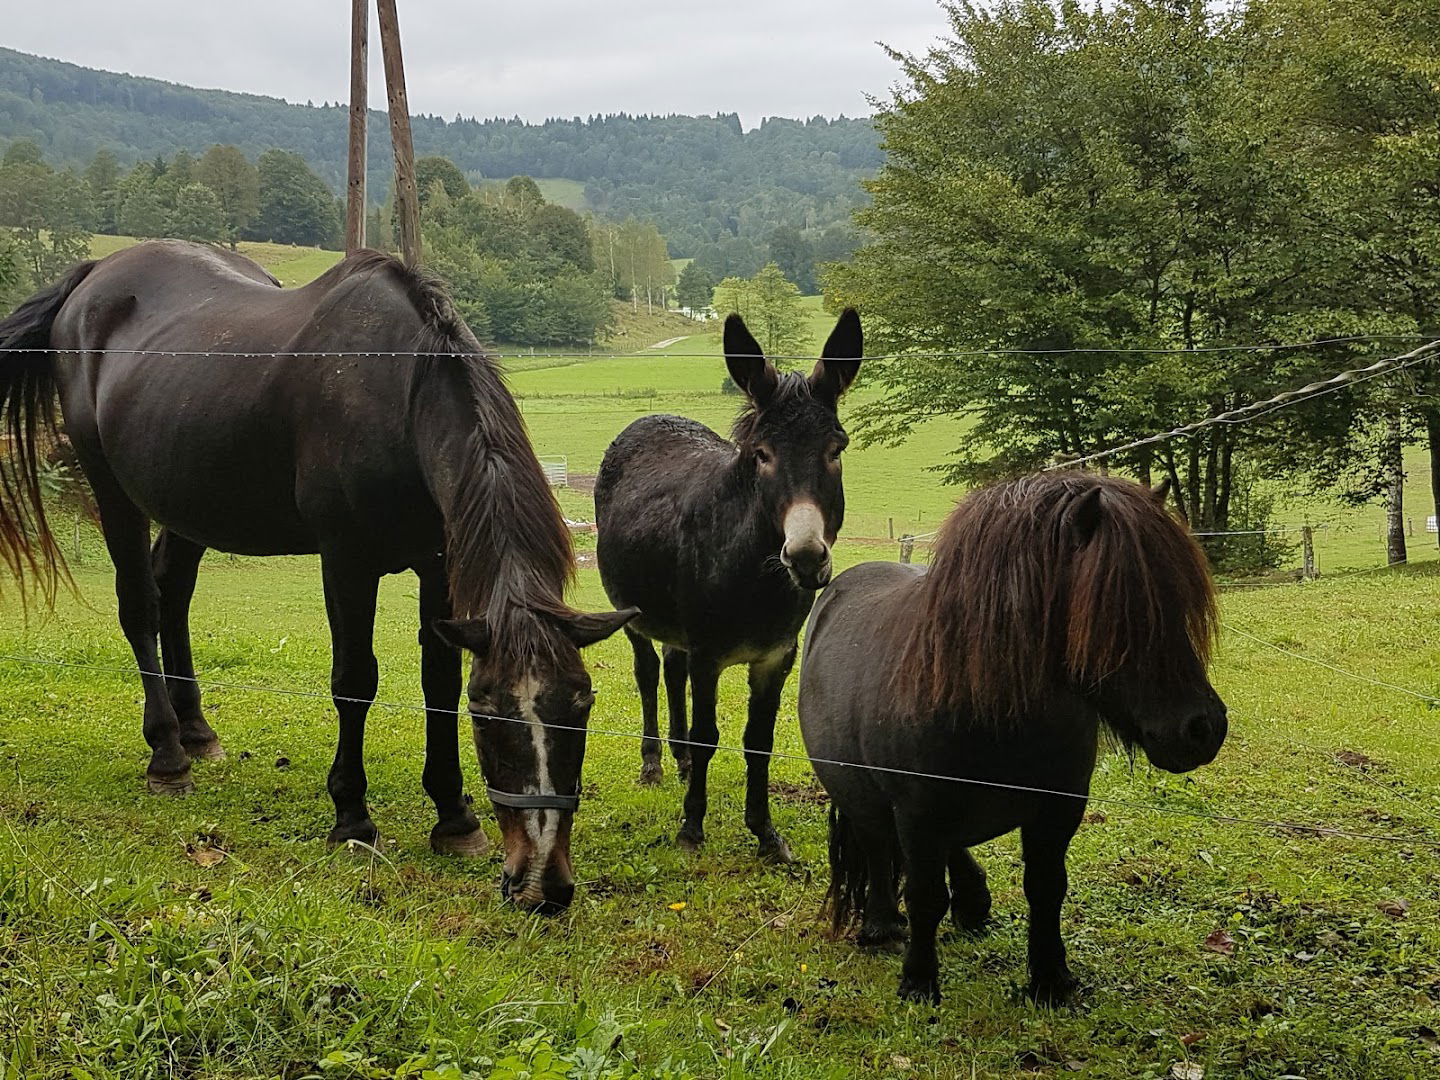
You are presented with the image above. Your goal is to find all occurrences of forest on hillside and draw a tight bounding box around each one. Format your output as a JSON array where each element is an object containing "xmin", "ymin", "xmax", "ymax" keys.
[{"xmin": 0, "ymin": 48, "xmax": 875, "ymax": 276}]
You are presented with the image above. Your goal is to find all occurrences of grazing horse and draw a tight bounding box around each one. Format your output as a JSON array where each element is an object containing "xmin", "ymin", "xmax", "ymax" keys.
[
  {"xmin": 0, "ymin": 240, "xmax": 634, "ymax": 912},
  {"xmin": 594, "ymin": 311, "xmax": 861, "ymax": 860},
  {"xmin": 799, "ymin": 471, "xmax": 1227, "ymax": 1003}
]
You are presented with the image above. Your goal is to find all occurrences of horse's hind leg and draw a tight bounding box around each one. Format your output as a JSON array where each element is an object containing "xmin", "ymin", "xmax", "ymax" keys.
[
  {"xmin": 152, "ymin": 529, "xmax": 222, "ymax": 760},
  {"xmin": 416, "ymin": 560, "xmax": 486, "ymax": 856},
  {"xmin": 662, "ymin": 646, "xmax": 689, "ymax": 780},
  {"xmin": 948, "ymin": 846, "xmax": 991, "ymax": 935},
  {"xmin": 628, "ymin": 628, "xmax": 663, "ymax": 785},
  {"xmin": 94, "ymin": 494, "xmax": 191, "ymax": 793},
  {"xmin": 743, "ymin": 644, "xmax": 797, "ymax": 863},
  {"xmin": 321, "ymin": 556, "xmax": 382, "ymax": 849}
]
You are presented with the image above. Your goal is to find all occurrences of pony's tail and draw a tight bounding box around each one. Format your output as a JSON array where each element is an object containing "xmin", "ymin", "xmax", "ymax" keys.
[
  {"xmin": 0, "ymin": 260, "xmax": 95, "ymax": 603},
  {"xmin": 826, "ymin": 805, "xmax": 870, "ymax": 934}
]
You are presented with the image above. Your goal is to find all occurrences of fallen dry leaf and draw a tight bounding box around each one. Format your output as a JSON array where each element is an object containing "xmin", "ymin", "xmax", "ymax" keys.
[
  {"xmin": 1378, "ymin": 899, "xmax": 1410, "ymax": 919},
  {"xmin": 1170, "ymin": 1064, "xmax": 1204, "ymax": 1080},
  {"xmin": 1180, "ymin": 1032, "xmax": 1206, "ymax": 1046},
  {"xmin": 185, "ymin": 843, "xmax": 226, "ymax": 868},
  {"xmin": 1083, "ymin": 810, "xmax": 1107, "ymax": 824},
  {"xmin": 1203, "ymin": 930, "xmax": 1235, "ymax": 955},
  {"xmin": 1334, "ymin": 749, "xmax": 1372, "ymax": 768}
]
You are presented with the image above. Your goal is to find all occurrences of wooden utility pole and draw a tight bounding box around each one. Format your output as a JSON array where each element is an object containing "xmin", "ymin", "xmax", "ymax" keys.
[
  {"xmin": 344, "ymin": 0, "xmax": 368, "ymax": 253},
  {"xmin": 376, "ymin": 0, "xmax": 422, "ymax": 267}
]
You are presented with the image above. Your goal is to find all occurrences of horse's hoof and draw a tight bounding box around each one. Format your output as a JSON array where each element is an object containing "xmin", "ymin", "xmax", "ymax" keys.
[
  {"xmin": 675, "ymin": 757, "xmax": 692, "ymax": 783},
  {"xmin": 857, "ymin": 923, "xmax": 907, "ymax": 951},
  {"xmin": 758, "ymin": 834, "xmax": 798, "ymax": 865},
  {"xmin": 184, "ymin": 739, "xmax": 226, "ymax": 762},
  {"xmin": 146, "ymin": 770, "xmax": 194, "ymax": 796},
  {"xmin": 638, "ymin": 762, "xmax": 664, "ymax": 786},
  {"xmin": 1027, "ymin": 969, "xmax": 1078, "ymax": 1006},
  {"xmin": 897, "ymin": 974, "xmax": 941, "ymax": 1005},
  {"xmin": 431, "ymin": 825, "xmax": 490, "ymax": 857},
  {"xmin": 328, "ymin": 822, "xmax": 381, "ymax": 851},
  {"xmin": 675, "ymin": 828, "xmax": 704, "ymax": 852},
  {"xmin": 951, "ymin": 898, "xmax": 992, "ymax": 937}
]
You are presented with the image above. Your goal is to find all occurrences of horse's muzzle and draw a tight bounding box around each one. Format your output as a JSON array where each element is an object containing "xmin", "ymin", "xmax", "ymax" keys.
[{"xmin": 500, "ymin": 867, "xmax": 574, "ymax": 915}]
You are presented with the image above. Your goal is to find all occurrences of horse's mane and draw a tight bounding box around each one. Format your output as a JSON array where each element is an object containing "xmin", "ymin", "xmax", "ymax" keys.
[
  {"xmin": 358, "ymin": 251, "xmax": 575, "ymax": 670},
  {"xmin": 895, "ymin": 471, "xmax": 1217, "ymax": 721}
]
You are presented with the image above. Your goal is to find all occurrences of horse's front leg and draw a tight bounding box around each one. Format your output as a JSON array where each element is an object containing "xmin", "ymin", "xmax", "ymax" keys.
[
  {"xmin": 417, "ymin": 560, "xmax": 486, "ymax": 856},
  {"xmin": 675, "ymin": 655, "xmax": 721, "ymax": 851},
  {"xmin": 321, "ymin": 555, "xmax": 382, "ymax": 849},
  {"xmin": 627, "ymin": 627, "xmax": 664, "ymax": 785},
  {"xmin": 743, "ymin": 643, "xmax": 797, "ymax": 863},
  {"xmin": 152, "ymin": 529, "xmax": 222, "ymax": 760},
  {"xmin": 895, "ymin": 808, "xmax": 949, "ymax": 1003},
  {"xmin": 1021, "ymin": 808, "xmax": 1083, "ymax": 1004}
]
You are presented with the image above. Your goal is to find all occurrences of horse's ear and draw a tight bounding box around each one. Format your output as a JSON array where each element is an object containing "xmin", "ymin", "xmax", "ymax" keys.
[
  {"xmin": 550, "ymin": 607, "xmax": 641, "ymax": 648},
  {"xmin": 434, "ymin": 617, "xmax": 491, "ymax": 655},
  {"xmin": 1150, "ymin": 477, "xmax": 1172, "ymax": 506},
  {"xmin": 809, "ymin": 308, "xmax": 863, "ymax": 405},
  {"xmin": 724, "ymin": 315, "xmax": 778, "ymax": 403},
  {"xmin": 1065, "ymin": 486, "xmax": 1104, "ymax": 544}
]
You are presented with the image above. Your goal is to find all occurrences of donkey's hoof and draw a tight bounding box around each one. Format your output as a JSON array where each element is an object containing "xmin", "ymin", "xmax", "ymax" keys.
[
  {"xmin": 328, "ymin": 822, "xmax": 381, "ymax": 852},
  {"xmin": 897, "ymin": 973, "xmax": 941, "ymax": 1005},
  {"xmin": 431, "ymin": 825, "xmax": 490, "ymax": 857},
  {"xmin": 675, "ymin": 758, "xmax": 692, "ymax": 783},
  {"xmin": 638, "ymin": 762, "xmax": 664, "ymax": 786},
  {"xmin": 184, "ymin": 739, "xmax": 226, "ymax": 762},
  {"xmin": 675, "ymin": 827, "xmax": 704, "ymax": 852},
  {"xmin": 146, "ymin": 770, "xmax": 194, "ymax": 796},
  {"xmin": 758, "ymin": 834, "xmax": 798, "ymax": 865}
]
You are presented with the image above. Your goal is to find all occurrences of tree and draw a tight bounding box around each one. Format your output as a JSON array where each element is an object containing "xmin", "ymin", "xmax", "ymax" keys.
[
  {"xmin": 196, "ymin": 145, "xmax": 260, "ymax": 249},
  {"xmin": 416, "ymin": 156, "xmax": 470, "ymax": 208},
  {"xmin": 84, "ymin": 149, "xmax": 121, "ymax": 234},
  {"xmin": 2, "ymin": 140, "xmax": 44, "ymax": 167},
  {"xmin": 0, "ymin": 153, "xmax": 92, "ymax": 284},
  {"xmin": 115, "ymin": 162, "xmax": 168, "ymax": 239},
  {"xmin": 253, "ymin": 149, "xmax": 336, "ymax": 246},
  {"xmin": 503, "ymin": 175, "xmax": 545, "ymax": 218},
  {"xmin": 529, "ymin": 204, "xmax": 593, "ymax": 273},
  {"xmin": 168, "ymin": 182, "xmax": 225, "ymax": 244},
  {"xmin": 675, "ymin": 261, "xmax": 715, "ymax": 313},
  {"xmin": 745, "ymin": 263, "xmax": 809, "ymax": 359},
  {"xmin": 768, "ymin": 225, "xmax": 816, "ymax": 294}
]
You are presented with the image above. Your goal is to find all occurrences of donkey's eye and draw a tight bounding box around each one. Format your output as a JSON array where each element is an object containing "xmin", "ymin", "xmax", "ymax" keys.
[{"xmin": 755, "ymin": 447, "xmax": 773, "ymax": 466}]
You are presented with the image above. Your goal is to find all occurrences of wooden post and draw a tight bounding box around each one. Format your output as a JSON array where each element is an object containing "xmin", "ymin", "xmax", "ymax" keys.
[
  {"xmin": 1301, "ymin": 524, "xmax": 1316, "ymax": 581},
  {"xmin": 899, "ymin": 535, "xmax": 914, "ymax": 564},
  {"xmin": 887, "ymin": 517, "xmax": 894, "ymax": 540},
  {"xmin": 376, "ymin": 0, "xmax": 422, "ymax": 267},
  {"xmin": 344, "ymin": 0, "xmax": 368, "ymax": 253}
]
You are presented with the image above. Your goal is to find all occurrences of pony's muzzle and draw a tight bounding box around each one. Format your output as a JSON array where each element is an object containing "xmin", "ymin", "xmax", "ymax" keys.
[{"xmin": 1147, "ymin": 703, "xmax": 1227, "ymax": 773}]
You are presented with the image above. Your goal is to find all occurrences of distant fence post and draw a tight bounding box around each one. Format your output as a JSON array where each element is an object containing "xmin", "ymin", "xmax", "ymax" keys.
[
  {"xmin": 899, "ymin": 535, "xmax": 914, "ymax": 564},
  {"xmin": 888, "ymin": 517, "xmax": 894, "ymax": 540},
  {"xmin": 1301, "ymin": 524, "xmax": 1317, "ymax": 581}
]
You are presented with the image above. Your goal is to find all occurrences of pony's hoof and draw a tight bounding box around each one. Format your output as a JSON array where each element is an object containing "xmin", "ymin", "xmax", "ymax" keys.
[
  {"xmin": 146, "ymin": 770, "xmax": 194, "ymax": 796},
  {"xmin": 1027, "ymin": 969, "xmax": 1078, "ymax": 1006},
  {"xmin": 857, "ymin": 923, "xmax": 907, "ymax": 951},
  {"xmin": 638, "ymin": 762, "xmax": 664, "ymax": 786},
  {"xmin": 758, "ymin": 834, "xmax": 798, "ymax": 865},
  {"xmin": 328, "ymin": 822, "xmax": 381, "ymax": 852},
  {"xmin": 184, "ymin": 739, "xmax": 226, "ymax": 762},
  {"xmin": 675, "ymin": 827, "xmax": 704, "ymax": 852},
  {"xmin": 431, "ymin": 825, "xmax": 490, "ymax": 857},
  {"xmin": 675, "ymin": 757, "xmax": 692, "ymax": 783},
  {"xmin": 951, "ymin": 899, "xmax": 992, "ymax": 937},
  {"xmin": 897, "ymin": 973, "xmax": 941, "ymax": 1004}
]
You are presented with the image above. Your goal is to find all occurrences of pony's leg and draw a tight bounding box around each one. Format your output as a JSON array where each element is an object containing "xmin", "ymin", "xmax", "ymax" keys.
[
  {"xmin": 855, "ymin": 815, "xmax": 906, "ymax": 949},
  {"xmin": 151, "ymin": 529, "xmax": 222, "ymax": 760},
  {"xmin": 321, "ymin": 556, "xmax": 382, "ymax": 848},
  {"xmin": 662, "ymin": 646, "xmax": 690, "ymax": 780},
  {"xmin": 97, "ymin": 496, "xmax": 193, "ymax": 794},
  {"xmin": 628, "ymin": 628, "xmax": 663, "ymax": 785},
  {"xmin": 417, "ymin": 560, "xmax": 487, "ymax": 856},
  {"xmin": 895, "ymin": 810, "xmax": 950, "ymax": 1004},
  {"xmin": 743, "ymin": 644, "xmax": 797, "ymax": 863},
  {"xmin": 675, "ymin": 655, "xmax": 720, "ymax": 851},
  {"xmin": 948, "ymin": 846, "xmax": 992, "ymax": 935},
  {"xmin": 1021, "ymin": 811, "xmax": 1083, "ymax": 1004}
]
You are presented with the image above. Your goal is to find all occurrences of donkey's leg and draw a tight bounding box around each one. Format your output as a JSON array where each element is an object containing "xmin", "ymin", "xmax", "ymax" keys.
[
  {"xmin": 151, "ymin": 529, "xmax": 222, "ymax": 760},
  {"xmin": 1021, "ymin": 809, "xmax": 1083, "ymax": 1004},
  {"xmin": 743, "ymin": 643, "xmax": 797, "ymax": 863},
  {"xmin": 417, "ymin": 560, "xmax": 486, "ymax": 856},
  {"xmin": 895, "ymin": 809, "xmax": 950, "ymax": 1004},
  {"xmin": 98, "ymin": 498, "xmax": 193, "ymax": 794},
  {"xmin": 321, "ymin": 556, "xmax": 382, "ymax": 849},
  {"xmin": 662, "ymin": 646, "xmax": 690, "ymax": 781},
  {"xmin": 855, "ymin": 814, "xmax": 906, "ymax": 949},
  {"xmin": 628, "ymin": 628, "xmax": 664, "ymax": 785},
  {"xmin": 948, "ymin": 846, "xmax": 992, "ymax": 935},
  {"xmin": 675, "ymin": 655, "xmax": 720, "ymax": 851}
]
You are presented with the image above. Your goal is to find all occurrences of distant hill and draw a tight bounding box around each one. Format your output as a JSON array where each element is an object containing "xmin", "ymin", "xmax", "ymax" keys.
[{"xmin": 0, "ymin": 48, "xmax": 880, "ymax": 262}]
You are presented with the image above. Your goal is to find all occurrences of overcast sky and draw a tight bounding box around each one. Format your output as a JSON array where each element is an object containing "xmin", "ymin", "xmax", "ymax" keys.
[{"xmin": 7, "ymin": 2, "xmax": 952, "ymax": 128}]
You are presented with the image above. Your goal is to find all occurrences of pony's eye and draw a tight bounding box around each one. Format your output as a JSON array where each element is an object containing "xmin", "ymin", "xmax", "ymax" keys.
[
  {"xmin": 574, "ymin": 691, "xmax": 596, "ymax": 712},
  {"xmin": 755, "ymin": 447, "xmax": 773, "ymax": 466}
]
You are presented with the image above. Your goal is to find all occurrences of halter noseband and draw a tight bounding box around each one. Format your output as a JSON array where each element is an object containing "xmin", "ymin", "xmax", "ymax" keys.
[{"xmin": 486, "ymin": 787, "xmax": 581, "ymax": 812}]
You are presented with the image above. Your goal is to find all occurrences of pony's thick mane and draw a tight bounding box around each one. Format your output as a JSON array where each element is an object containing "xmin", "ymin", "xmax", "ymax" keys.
[
  {"xmin": 368, "ymin": 252, "xmax": 575, "ymax": 670},
  {"xmin": 895, "ymin": 471, "xmax": 1217, "ymax": 721}
]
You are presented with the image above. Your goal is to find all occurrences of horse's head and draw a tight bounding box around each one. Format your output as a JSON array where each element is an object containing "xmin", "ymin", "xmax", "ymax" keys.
[
  {"xmin": 726, "ymin": 309, "xmax": 863, "ymax": 590},
  {"xmin": 1060, "ymin": 479, "xmax": 1228, "ymax": 773},
  {"xmin": 436, "ymin": 606, "xmax": 637, "ymax": 913}
]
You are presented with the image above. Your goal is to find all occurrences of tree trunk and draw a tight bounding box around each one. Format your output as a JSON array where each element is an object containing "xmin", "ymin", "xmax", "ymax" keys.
[
  {"xmin": 1216, "ymin": 433, "xmax": 1233, "ymax": 531},
  {"xmin": 1186, "ymin": 440, "xmax": 1201, "ymax": 526},
  {"xmin": 1424, "ymin": 405, "xmax": 1440, "ymax": 549},
  {"xmin": 1385, "ymin": 414, "xmax": 1407, "ymax": 565}
]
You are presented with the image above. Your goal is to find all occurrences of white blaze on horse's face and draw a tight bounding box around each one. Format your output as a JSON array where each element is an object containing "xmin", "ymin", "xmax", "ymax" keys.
[{"xmin": 780, "ymin": 499, "xmax": 833, "ymax": 590}]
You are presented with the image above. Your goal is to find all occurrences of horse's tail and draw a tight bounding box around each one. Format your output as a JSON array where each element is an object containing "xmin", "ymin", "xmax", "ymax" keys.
[
  {"xmin": 0, "ymin": 260, "xmax": 96, "ymax": 601},
  {"xmin": 827, "ymin": 804, "xmax": 869, "ymax": 933}
]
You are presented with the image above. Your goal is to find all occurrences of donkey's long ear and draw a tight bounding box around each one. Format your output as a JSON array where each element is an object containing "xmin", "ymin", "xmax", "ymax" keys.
[
  {"xmin": 550, "ymin": 607, "xmax": 641, "ymax": 648},
  {"xmin": 724, "ymin": 314, "xmax": 778, "ymax": 403},
  {"xmin": 809, "ymin": 308, "xmax": 863, "ymax": 405},
  {"xmin": 434, "ymin": 617, "xmax": 492, "ymax": 655}
]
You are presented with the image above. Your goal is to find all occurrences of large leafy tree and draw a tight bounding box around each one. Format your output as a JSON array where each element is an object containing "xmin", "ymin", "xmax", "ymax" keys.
[
  {"xmin": 252, "ymin": 149, "xmax": 336, "ymax": 247},
  {"xmin": 195, "ymin": 145, "xmax": 260, "ymax": 248}
]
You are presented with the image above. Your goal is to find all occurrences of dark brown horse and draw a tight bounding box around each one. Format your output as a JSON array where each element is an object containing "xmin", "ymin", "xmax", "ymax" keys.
[
  {"xmin": 799, "ymin": 471, "xmax": 1227, "ymax": 1003},
  {"xmin": 0, "ymin": 240, "xmax": 634, "ymax": 912}
]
